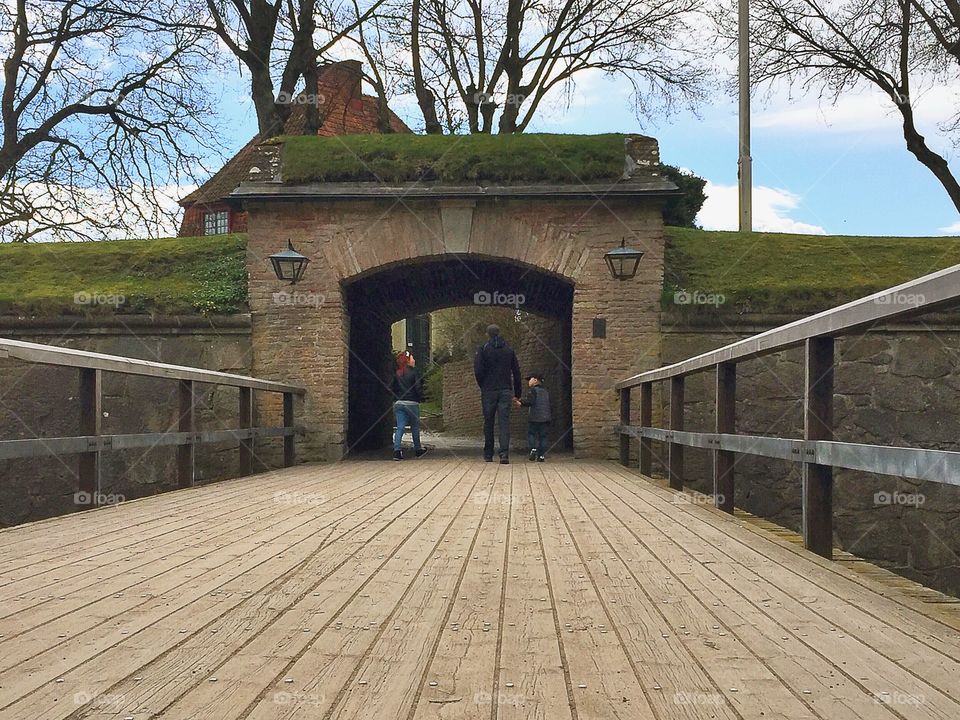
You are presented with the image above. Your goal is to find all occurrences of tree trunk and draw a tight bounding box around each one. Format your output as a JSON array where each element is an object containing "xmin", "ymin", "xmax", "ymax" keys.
[
  {"xmin": 900, "ymin": 103, "xmax": 960, "ymax": 213},
  {"xmin": 411, "ymin": 0, "xmax": 443, "ymax": 134}
]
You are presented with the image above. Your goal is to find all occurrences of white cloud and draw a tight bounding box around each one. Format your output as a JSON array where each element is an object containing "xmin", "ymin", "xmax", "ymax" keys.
[
  {"xmin": 697, "ymin": 180, "xmax": 826, "ymax": 234},
  {"xmin": 938, "ymin": 221, "xmax": 960, "ymax": 234},
  {"xmin": 753, "ymin": 84, "xmax": 960, "ymax": 144}
]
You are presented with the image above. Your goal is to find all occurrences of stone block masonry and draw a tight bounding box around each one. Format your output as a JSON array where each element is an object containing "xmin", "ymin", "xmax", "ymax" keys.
[{"xmin": 245, "ymin": 191, "xmax": 666, "ymax": 460}]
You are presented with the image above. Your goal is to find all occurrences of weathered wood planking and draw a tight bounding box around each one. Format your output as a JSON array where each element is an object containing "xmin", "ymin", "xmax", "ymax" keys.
[{"xmin": 0, "ymin": 458, "xmax": 957, "ymax": 720}]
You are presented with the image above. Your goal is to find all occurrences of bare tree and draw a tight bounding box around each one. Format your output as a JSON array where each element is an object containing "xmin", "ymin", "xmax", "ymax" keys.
[
  {"xmin": 0, "ymin": 0, "xmax": 223, "ymax": 242},
  {"xmin": 202, "ymin": 0, "xmax": 391, "ymax": 137},
  {"xmin": 325, "ymin": 0, "xmax": 707, "ymax": 134},
  {"xmin": 738, "ymin": 0, "xmax": 960, "ymax": 212}
]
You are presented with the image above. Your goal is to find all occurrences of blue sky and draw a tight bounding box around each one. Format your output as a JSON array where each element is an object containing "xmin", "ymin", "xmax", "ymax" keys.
[{"xmin": 209, "ymin": 68, "xmax": 960, "ymax": 238}]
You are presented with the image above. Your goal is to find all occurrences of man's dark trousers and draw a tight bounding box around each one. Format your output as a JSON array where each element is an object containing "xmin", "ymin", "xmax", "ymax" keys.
[{"xmin": 482, "ymin": 388, "xmax": 513, "ymax": 459}]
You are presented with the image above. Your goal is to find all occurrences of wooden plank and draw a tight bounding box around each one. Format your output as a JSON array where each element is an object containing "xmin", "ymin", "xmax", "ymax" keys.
[
  {"xmin": 527, "ymin": 463, "xmax": 655, "ymax": 719},
  {"xmin": 323, "ymin": 465, "xmax": 493, "ymax": 719},
  {"xmin": 159, "ymin": 463, "xmax": 482, "ymax": 719},
  {"xmin": 283, "ymin": 392, "xmax": 295, "ymax": 468},
  {"xmin": 593, "ymin": 464, "xmax": 960, "ymax": 716},
  {"xmin": 714, "ymin": 362, "xmax": 735, "ymax": 513},
  {"xmin": 619, "ymin": 387, "xmax": 631, "ymax": 466},
  {"xmin": 803, "ymin": 337, "xmax": 833, "ymax": 558},
  {"xmin": 407, "ymin": 463, "xmax": 513, "ymax": 719},
  {"xmin": 572, "ymin": 465, "xmax": 890, "ymax": 720},
  {"xmin": 0, "ymin": 463, "xmax": 459, "ymax": 718},
  {"xmin": 492, "ymin": 464, "xmax": 572, "ymax": 720},
  {"xmin": 177, "ymin": 379, "xmax": 195, "ymax": 489},
  {"xmin": 77, "ymin": 367, "xmax": 101, "ymax": 502},
  {"xmin": 639, "ymin": 382, "xmax": 652, "ymax": 476},
  {"xmin": 547, "ymin": 463, "xmax": 750, "ymax": 720},
  {"xmin": 0, "ymin": 467, "xmax": 399, "ymax": 640},
  {"xmin": 668, "ymin": 376, "xmax": 684, "ymax": 491},
  {"xmin": 240, "ymin": 387, "xmax": 254, "ymax": 476},
  {"xmin": 61, "ymin": 463, "xmax": 464, "ymax": 720}
]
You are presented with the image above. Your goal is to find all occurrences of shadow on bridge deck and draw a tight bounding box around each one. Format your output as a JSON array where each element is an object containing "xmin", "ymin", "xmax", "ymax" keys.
[{"xmin": 1, "ymin": 458, "xmax": 958, "ymax": 719}]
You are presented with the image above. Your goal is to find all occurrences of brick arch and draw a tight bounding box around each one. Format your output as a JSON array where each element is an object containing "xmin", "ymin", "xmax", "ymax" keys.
[{"xmin": 245, "ymin": 194, "xmax": 666, "ymax": 461}]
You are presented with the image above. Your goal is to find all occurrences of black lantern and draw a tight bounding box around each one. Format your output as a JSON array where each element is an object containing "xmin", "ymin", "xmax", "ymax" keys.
[
  {"xmin": 604, "ymin": 238, "xmax": 644, "ymax": 280},
  {"xmin": 269, "ymin": 240, "xmax": 310, "ymax": 284}
]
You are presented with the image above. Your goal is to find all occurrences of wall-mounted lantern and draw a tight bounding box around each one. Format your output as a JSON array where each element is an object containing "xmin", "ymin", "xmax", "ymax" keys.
[
  {"xmin": 269, "ymin": 240, "xmax": 310, "ymax": 284},
  {"xmin": 604, "ymin": 238, "xmax": 644, "ymax": 280}
]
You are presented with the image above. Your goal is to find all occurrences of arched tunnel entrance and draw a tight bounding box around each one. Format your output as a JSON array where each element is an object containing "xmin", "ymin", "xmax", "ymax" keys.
[{"xmin": 343, "ymin": 255, "xmax": 574, "ymax": 454}]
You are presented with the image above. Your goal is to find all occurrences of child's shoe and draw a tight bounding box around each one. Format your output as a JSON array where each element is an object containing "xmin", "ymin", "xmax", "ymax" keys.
[
  {"xmin": 529, "ymin": 449, "xmax": 538, "ymax": 462},
  {"xmin": 537, "ymin": 456, "xmax": 545, "ymax": 462}
]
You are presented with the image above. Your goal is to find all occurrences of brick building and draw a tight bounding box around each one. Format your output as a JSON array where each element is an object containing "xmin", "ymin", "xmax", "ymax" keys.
[
  {"xmin": 231, "ymin": 134, "xmax": 677, "ymax": 460},
  {"xmin": 177, "ymin": 60, "xmax": 410, "ymax": 237}
]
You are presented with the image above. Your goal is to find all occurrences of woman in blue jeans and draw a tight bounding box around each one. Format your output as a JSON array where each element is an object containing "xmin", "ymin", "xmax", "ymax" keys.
[{"xmin": 391, "ymin": 351, "xmax": 428, "ymax": 461}]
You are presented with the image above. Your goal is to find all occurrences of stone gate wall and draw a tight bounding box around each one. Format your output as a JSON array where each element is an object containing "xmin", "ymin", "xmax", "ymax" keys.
[{"xmin": 245, "ymin": 195, "xmax": 665, "ymax": 461}]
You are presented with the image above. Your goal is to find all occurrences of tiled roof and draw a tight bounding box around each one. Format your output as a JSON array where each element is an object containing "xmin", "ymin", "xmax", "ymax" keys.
[{"xmin": 180, "ymin": 61, "xmax": 411, "ymax": 208}]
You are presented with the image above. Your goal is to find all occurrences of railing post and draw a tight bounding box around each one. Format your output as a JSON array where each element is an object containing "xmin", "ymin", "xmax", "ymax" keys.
[
  {"xmin": 619, "ymin": 387, "xmax": 631, "ymax": 466},
  {"xmin": 803, "ymin": 337, "xmax": 834, "ymax": 558},
  {"xmin": 283, "ymin": 392, "xmax": 295, "ymax": 468},
  {"xmin": 668, "ymin": 375, "xmax": 684, "ymax": 490},
  {"xmin": 177, "ymin": 380, "xmax": 195, "ymax": 488},
  {"xmin": 714, "ymin": 362, "xmax": 736, "ymax": 512},
  {"xmin": 639, "ymin": 382, "xmax": 652, "ymax": 475},
  {"xmin": 239, "ymin": 386, "xmax": 253, "ymax": 476},
  {"xmin": 78, "ymin": 368, "xmax": 102, "ymax": 506}
]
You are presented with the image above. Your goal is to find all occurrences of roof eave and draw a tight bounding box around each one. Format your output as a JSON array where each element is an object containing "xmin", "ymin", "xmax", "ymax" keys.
[{"xmin": 229, "ymin": 179, "xmax": 682, "ymax": 201}]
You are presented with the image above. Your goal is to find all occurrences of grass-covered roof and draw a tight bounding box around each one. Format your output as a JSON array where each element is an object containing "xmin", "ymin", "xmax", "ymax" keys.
[
  {"xmin": 0, "ymin": 234, "xmax": 247, "ymax": 316},
  {"xmin": 663, "ymin": 227, "xmax": 960, "ymax": 315},
  {"xmin": 277, "ymin": 133, "xmax": 632, "ymax": 185}
]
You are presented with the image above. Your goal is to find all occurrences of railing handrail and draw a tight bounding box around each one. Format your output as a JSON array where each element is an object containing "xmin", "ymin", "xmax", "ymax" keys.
[
  {"xmin": 0, "ymin": 337, "xmax": 305, "ymax": 394},
  {"xmin": 0, "ymin": 337, "xmax": 304, "ymax": 507},
  {"xmin": 616, "ymin": 261, "xmax": 960, "ymax": 388},
  {"xmin": 615, "ymin": 261, "xmax": 960, "ymax": 561}
]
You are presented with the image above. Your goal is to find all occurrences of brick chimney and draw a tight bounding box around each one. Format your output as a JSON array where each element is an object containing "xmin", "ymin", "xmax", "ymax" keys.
[{"xmin": 318, "ymin": 60, "xmax": 363, "ymax": 100}]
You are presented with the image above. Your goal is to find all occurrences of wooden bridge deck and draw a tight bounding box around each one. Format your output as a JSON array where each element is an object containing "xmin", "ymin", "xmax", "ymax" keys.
[{"xmin": 1, "ymin": 458, "xmax": 959, "ymax": 720}]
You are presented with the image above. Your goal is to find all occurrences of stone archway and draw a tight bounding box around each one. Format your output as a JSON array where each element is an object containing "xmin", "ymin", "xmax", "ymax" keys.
[
  {"xmin": 241, "ymin": 160, "xmax": 670, "ymax": 461},
  {"xmin": 342, "ymin": 254, "xmax": 575, "ymax": 453}
]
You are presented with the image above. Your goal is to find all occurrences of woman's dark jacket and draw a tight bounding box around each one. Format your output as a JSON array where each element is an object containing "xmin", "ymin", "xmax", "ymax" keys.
[{"xmin": 391, "ymin": 368, "xmax": 423, "ymax": 403}]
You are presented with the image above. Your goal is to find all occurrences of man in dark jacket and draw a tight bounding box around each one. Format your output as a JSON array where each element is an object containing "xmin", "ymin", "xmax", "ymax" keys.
[{"xmin": 474, "ymin": 324, "xmax": 522, "ymax": 463}]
